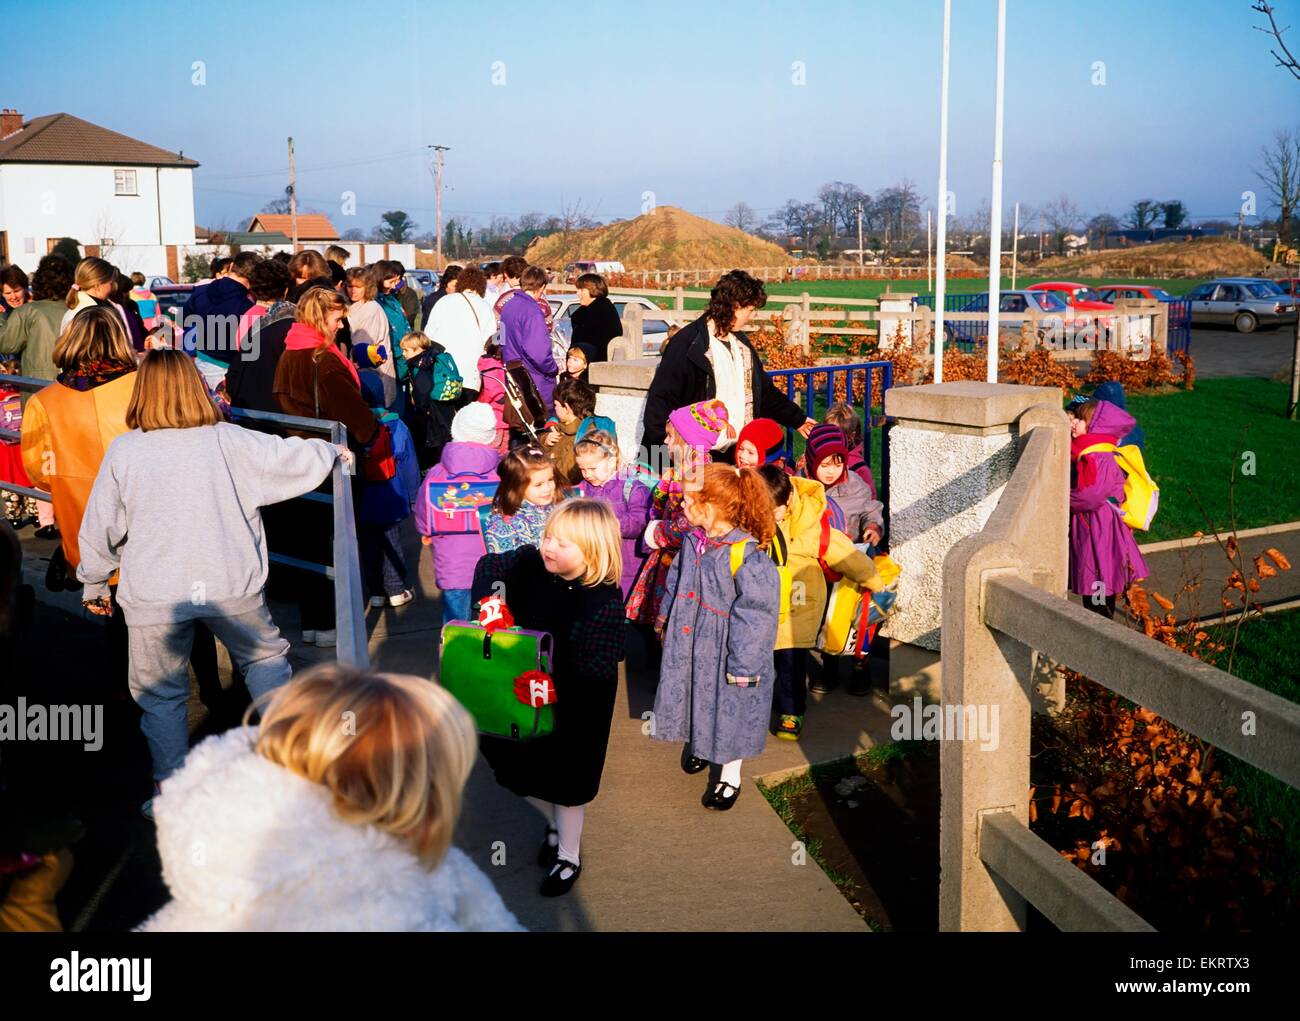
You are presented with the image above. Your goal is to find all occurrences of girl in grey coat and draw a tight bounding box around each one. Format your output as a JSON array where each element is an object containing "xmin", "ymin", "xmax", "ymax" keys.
[{"xmin": 653, "ymin": 464, "xmax": 781, "ymax": 811}]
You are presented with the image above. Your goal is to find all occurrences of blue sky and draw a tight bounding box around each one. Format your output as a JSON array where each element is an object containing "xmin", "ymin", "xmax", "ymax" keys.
[{"xmin": 5, "ymin": 0, "xmax": 1297, "ymax": 232}]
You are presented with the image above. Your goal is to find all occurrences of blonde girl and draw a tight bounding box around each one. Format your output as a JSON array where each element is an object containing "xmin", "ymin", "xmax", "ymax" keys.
[
  {"xmin": 61, "ymin": 256, "xmax": 130, "ymax": 335},
  {"xmin": 139, "ymin": 665, "xmax": 522, "ymax": 931},
  {"xmin": 469, "ymin": 499, "xmax": 627, "ymax": 896}
]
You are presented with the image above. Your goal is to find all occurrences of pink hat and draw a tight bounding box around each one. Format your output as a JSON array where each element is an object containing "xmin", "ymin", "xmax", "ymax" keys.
[{"xmin": 668, "ymin": 399, "xmax": 733, "ymax": 450}]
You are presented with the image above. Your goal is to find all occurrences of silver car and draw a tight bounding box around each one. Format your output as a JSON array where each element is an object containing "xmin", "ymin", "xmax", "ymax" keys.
[{"xmin": 1185, "ymin": 278, "xmax": 1297, "ymax": 333}]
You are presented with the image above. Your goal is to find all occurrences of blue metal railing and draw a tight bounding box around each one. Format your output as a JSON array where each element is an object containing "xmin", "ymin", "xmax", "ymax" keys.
[
  {"xmin": 1167, "ymin": 298, "xmax": 1192, "ymax": 356},
  {"xmin": 765, "ymin": 360, "xmax": 893, "ymax": 512},
  {"xmin": 913, "ymin": 293, "xmax": 988, "ymax": 353}
]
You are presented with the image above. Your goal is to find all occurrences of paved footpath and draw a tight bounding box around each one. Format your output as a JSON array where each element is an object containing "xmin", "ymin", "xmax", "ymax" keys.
[{"xmin": 16, "ymin": 526, "xmax": 881, "ymax": 932}]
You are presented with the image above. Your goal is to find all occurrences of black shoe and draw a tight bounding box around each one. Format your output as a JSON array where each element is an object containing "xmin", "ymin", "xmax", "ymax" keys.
[
  {"xmin": 848, "ymin": 664, "xmax": 872, "ymax": 696},
  {"xmin": 540, "ymin": 857, "xmax": 581, "ymax": 897},
  {"xmin": 537, "ymin": 826, "xmax": 559, "ymax": 868},
  {"xmin": 809, "ymin": 674, "xmax": 837, "ymax": 695},
  {"xmin": 702, "ymin": 781, "xmax": 741, "ymax": 811},
  {"xmin": 680, "ymin": 743, "xmax": 708, "ymax": 775},
  {"xmin": 34, "ymin": 525, "xmax": 59, "ymax": 540}
]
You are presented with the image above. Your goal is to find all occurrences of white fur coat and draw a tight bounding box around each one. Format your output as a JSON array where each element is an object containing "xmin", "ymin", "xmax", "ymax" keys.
[{"xmin": 138, "ymin": 728, "xmax": 522, "ymax": 932}]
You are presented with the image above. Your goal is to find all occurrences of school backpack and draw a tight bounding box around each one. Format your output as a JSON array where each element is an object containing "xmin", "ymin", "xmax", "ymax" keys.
[
  {"xmin": 410, "ymin": 343, "xmax": 463, "ymax": 405},
  {"xmin": 729, "ymin": 536, "xmax": 792, "ymax": 611},
  {"xmin": 439, "ymin": 621, "xmax": 555, "ymax": 741},
  {"xmin": 619, "ymin": 462, "xmax": 661, "ymax": 504},
  {"xmin": 1076, "ymin": 442, "xmax": 1160, "ymax": 531},
  {"xmin": 422, "ymin": 467, "xmax": 498, "ymax": 545},
  {"xmin": 819, "ymin": 547, "xmax": 902, "ymax": 658}
]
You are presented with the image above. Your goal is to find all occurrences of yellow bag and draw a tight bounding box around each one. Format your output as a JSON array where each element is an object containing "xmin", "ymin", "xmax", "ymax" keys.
[
  {"xmin": 730, "ymin": 537, "xmax": 792, "ymax": 609},
  {"xmin": 818, "ymin": 552, "xmax": 901, "ymax": 657},
  {"xmin": 1077, "ymin": 442, "xmax": 1159, "ymax": 531}
]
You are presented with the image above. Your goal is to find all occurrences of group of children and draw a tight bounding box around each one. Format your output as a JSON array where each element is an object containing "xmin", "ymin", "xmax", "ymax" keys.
[{"xmin": 416, "ymin": 384, "xmax": 892, "ymax": 896}]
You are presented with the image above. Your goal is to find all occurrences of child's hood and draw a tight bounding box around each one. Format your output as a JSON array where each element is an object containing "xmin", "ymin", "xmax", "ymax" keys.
[
  {"xmin": 150, "ymin": 728, "xmax": 411, "ymax": 912},
  {"xmin": 785, "ymin": 474, "xmax": 829, "ymax": 538},
  {"xmin": 439, "ymin": 441, "xmax": 501, "ymax": 478},
  {"xmin": 1087, "ymin": 399, "xmax": 1135, "ymax": 441}
]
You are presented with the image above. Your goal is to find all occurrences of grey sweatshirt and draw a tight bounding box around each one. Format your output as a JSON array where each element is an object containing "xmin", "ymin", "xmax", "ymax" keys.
[{"xmin": 77, "ymin": 423, "xmax": 339, "ymax": 626}]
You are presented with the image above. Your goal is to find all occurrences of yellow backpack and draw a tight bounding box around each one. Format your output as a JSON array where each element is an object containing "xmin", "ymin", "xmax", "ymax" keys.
[
  {"xmin": 1077, "ymin": 442, "xmax": 1160, "ymax": 531},
  {"xmin": 730, "ymin": 537, "xmax": 792, "ymax": 611}
]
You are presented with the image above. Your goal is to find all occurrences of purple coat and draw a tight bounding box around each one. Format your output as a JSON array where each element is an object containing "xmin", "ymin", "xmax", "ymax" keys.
[
  {"xmin": 414, "ymin": 441, "xmax": 500, "ymax": 590},
  {"xmin": 499, "ymin": 291, "xmax": 556, "ymax": 409},
  {"xmin": 1068, "ymin": 401, "xmax": 1150, "ymax": 599},
  {"xmin": 578, "ymin": 474, "xmax": 654, "ymax": 598}
]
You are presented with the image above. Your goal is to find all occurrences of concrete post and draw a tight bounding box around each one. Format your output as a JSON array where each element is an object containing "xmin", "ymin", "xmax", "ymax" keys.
[
  {"xmin": 588, "ymin": 356, "xmax": 659, "ymax": 463},
  {"xmin": 876, "ymin": 291, "xmax": 915, "ymax": 350},
  {"xmin": 621, "ymin": 303, "xmax": 645, "ymax": 358},
  {"xmin": 882, "ymin": 382, "xmax": 1062, "ymax": 703}
]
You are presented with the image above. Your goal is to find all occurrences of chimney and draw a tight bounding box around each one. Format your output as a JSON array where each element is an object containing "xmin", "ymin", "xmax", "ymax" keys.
[{"xmin": 0, "ymin": 109, "xmax": 22, "ymax": 140}]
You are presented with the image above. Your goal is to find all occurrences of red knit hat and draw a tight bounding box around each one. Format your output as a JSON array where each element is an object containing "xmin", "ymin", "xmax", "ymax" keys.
[{"xmin": 734, "ymin": 418, "xmax": 785, "ymax": 465}]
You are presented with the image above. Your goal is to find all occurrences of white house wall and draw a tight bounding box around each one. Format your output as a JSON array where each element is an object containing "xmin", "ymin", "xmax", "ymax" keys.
[{"xmin": 0, "ymin": 163, "xmax": 196, "ymax": 272}]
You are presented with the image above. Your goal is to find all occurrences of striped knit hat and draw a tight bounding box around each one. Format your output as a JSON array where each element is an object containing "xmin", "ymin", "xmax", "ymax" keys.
[
  {"xmin": 805, "ymin": 422, "xmax": 849, "ymax": 476},
  {"xmin": 668, "ymin": 399, "xmax": 734, "ymax": 450}
]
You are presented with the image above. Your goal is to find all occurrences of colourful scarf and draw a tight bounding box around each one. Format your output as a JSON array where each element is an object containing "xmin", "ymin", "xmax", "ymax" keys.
[
  {"xmin": 284, "ymin": 322, "xmax": 360, "ymax": 387},
  {"xmin": 56, "ymin": 359, "xmax": 134, "ymax": 392},
  {"xmin": 1070, "ymin": 430, "xmax": 1119, "ymax": 492}
]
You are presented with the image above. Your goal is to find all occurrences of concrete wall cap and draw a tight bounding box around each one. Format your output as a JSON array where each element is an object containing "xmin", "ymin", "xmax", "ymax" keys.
[
  {"xmin": 885, "ymin": 382, "xmax": 1063, "ymax": 428},
  {"xmin": 588, "ymin": 360, "xmax": 660, "ymax": 390}
]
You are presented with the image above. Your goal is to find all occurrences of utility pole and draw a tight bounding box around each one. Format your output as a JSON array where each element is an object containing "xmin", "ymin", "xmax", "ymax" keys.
[
  {"xmin": 927, "ymin": 209, "xmax": 933, "ymax": 292},
  {"xmin": 1038, "ymin": 212, "xmax": 1044, "ymax": 260},
  {"xmin": 1011, "ymin": 201, "xmax": 1020, "ymax": 288},
  {"xmin": 287, "ymin": 137, "xmax": 297, "ymax": 249},
  {"xmin": 429, "ymin": 145, "xmax": 450, "ymax": 268},
  {"xmin": 857, "ymin": 202, "xmax": 864, "ymax": 268}
]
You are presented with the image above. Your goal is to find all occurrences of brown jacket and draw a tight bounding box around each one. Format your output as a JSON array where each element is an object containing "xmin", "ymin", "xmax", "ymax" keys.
[
  {"xmin": 548, "ymin": 416, "xmax": 582, "ymax": 486},
  {"xmin": 273, "ymin": 348, "xmax": 379, "ymax": 447}
]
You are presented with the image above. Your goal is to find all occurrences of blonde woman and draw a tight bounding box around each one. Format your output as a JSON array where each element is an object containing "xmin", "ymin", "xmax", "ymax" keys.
[
  {"xmin": 138, "ymin": 665, "xmax": 522, "ymax": 931},
  {"xmin": 272, "ymin": 286, "xmax": 382, "ymax": 648},
  {"xmin": 60, "ymin": 256, "xmax": 131, "ymax": 336},
  {"xmin": 468, "ymin": 499, "xmax": 626, "ymax": 897},
  {"xmin": 344, "ymin": 265, "xmax": 396, "ymax": 407},
  {"xmin": 77, "ymin": 350, "xmax": 346, "ymax": 809}
]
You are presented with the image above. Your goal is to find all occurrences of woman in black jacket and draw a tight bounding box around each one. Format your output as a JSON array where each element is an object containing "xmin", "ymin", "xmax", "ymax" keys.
[
  {"xmin": 568, "ymin": 273, "xmax": 622, "ymax": 363},
  {"xmin": 641, "ymin": 269, "xmax": 813, "ymax": 455}
]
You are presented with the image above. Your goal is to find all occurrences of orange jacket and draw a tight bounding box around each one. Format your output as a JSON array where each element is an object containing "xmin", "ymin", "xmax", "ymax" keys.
[{"xmin": 20, "ymin": 374, "xmax": 135, "ymax": 569}]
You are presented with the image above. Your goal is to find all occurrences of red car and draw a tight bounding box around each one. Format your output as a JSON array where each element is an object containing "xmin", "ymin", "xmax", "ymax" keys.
[
  {"xmin": 1027, "ymin": 281, "xmax": 1116, "ymax": 330},
  {"xmin": 1093, "ymin": 284, "xmax": 1177, "ymax": 304}
]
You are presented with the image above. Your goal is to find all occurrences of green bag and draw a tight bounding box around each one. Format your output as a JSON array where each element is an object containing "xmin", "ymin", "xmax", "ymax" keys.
[{"xmin": 438, "ymin": 622, "xmax": 555, "ymax": 741}]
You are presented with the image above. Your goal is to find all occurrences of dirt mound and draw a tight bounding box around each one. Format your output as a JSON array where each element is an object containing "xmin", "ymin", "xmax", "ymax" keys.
[
  {"xmin": 1037, "ymin": 237, "xmax": 1267, "ymax": 278},
  {"xmin": 525, "ymin": 205, "xmax": 794, "ymax": 270}
]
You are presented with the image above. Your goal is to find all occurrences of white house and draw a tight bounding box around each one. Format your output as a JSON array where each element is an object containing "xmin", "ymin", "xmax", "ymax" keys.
[{"xmin": 0, "ymin": 108, "xmax": 198, "ymax": 275}]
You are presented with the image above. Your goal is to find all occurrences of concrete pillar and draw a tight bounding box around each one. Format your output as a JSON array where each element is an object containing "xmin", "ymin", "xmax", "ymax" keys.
[
  {"xmin": 882, "ymin": 382, "xmax": 1062, "ymax": 703},
  {"xmin": 588, "ymin": 355, "xmax": 658, "ymax": 464},
  {"xmin": 876, "ymin": 291, "xmax": 915, "ymax": 350}
]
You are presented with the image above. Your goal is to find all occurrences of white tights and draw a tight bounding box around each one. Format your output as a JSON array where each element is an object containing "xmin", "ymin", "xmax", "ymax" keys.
[
  {"xmin": 526, "ymin": 797, "xmax": 586, "ymax": 866},
  {"xmin": 719, "ymin": 759, "xmax": 743, "ymax": 789}
]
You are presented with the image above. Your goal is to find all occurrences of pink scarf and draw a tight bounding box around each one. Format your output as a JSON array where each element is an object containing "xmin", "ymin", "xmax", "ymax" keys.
[{"xmin": 284, "ymin": 321, "xmax": 359, "ymax": 387}]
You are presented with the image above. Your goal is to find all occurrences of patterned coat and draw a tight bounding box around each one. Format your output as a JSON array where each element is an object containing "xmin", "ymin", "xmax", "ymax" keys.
[
  {"xmin": 652, "ymin": 526, "xmax": 781, "ymax": 764},
  {"xmin": 484, "ymin": 500, "xmax": 553, "ymax": 553},
  {"xmin": 471, "ymin": 546, "xmax": 626, "ymax": 806}
]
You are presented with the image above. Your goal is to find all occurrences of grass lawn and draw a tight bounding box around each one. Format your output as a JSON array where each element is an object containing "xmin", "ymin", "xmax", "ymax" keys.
[
  {"xmin": 1126, "ymin": 379, "xmax": 1300, "ymax": 542},
  {"xmin": 649, "ymin": 276, "xmax": 1207, "ymax": 311},
  {"xmin": 1210, "ymin": 609, "xmax": 1300, "ymax": 884}
]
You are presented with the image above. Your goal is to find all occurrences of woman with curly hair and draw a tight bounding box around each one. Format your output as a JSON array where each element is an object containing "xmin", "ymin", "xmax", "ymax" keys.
[{"xmin": 642, "ymin": 269, "xmax": 812, "ymax": 457}]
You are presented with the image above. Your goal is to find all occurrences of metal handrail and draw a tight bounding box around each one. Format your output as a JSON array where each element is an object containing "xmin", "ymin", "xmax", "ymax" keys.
[{"xmin": 0, "ymin": 376, "xmax": 368, "ymax": 669}]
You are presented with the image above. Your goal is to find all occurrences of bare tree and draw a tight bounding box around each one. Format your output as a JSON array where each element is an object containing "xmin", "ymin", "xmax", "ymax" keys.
[
  {"xmin": 1126, "ymin": 198, "xmax": 1160, "ymax": 230},
  {"xmin": 1256, "ymin": 127, "xmax": 1300, "ymax": 246},
  {"xmin": 556, "ymin": 197, "xmax": 598, "ymax": 234},
  {"xmin": 1087, "ymin": 212, "xmax": 1121, "ymax": 247},
  {"xmin": 1253, "ymin": 1, "xmax": 1300, "ymax": 79},
  {"xmin": 723, "ymin": 201, "xmax": 757, "ymax": 233},
  {"xmin": 1041, "ymin": 194, "xmax": 1083, "ymax": 255}
]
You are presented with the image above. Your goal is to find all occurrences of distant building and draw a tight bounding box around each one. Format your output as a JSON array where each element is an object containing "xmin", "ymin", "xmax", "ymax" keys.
[
  {"xmin": 246, "ymin": 213, "xmax": 339, "ymax": 242},
  {"xmin": 1104, "ymin": 226, "xmax": 1222, "ymax": 248},
  {"xmin": 0, "ymin": 108, "xmax": 198, "ymax": 271}
]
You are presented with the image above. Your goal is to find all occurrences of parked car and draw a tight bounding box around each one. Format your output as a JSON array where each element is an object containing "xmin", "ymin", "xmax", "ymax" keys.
[
  {"xmin": 564, "ymin": 260, "xmax": 625, "ymax": 284},
  {"xmin": 151, "ymin": 284, "xmax": 195, "ymax": 321},
  {"xmin": 1025, "ymin": 281, "xmax": 1117, "ymax": 329},
  {"xmin": 939, "ymin": 290, "xmax": 1069, "ymax": 348},
  {"xmin": 404, "ymin": 269, "xmax": 436, "ymax": 295},
  {"xmin": 146, "ymin": 275, "xmax": 175, "ymax": 289},
  {"xmin": 547, "ymin": 293, "xmax": 670, "ymax": 357},
  {"xmin": 1272, "ymin": 277, "xmax": 1300, "ymax": 299},
  {"xmin": 1184, "ymin": 278, "xmax": 1297, "ymax": 333},
  {"xmin": 1093, "ymin": 284, "xmax": 1177, "ymax": 303}
]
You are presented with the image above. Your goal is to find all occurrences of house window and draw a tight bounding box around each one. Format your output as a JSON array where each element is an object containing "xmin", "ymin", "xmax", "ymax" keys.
[
  {"xmin": 114, "ymin": 169, "xmax": 138, "ymax": 196},
  {"xmin": 25, "ymin": 237, "xmax": 36, "ymax": 254},
  {"xmin": 99, "ymin": 238, "xmax": 114, "ymax": 248}
]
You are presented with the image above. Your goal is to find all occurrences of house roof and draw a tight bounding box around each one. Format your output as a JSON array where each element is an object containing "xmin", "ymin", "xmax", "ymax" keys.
[
  {"xmin": 246, "ymin": 213, "xmax": 339, "ymax": 240},
  {"xmin": 0, "ymin": 112, "xmax": 198, "ymax": 167}
]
